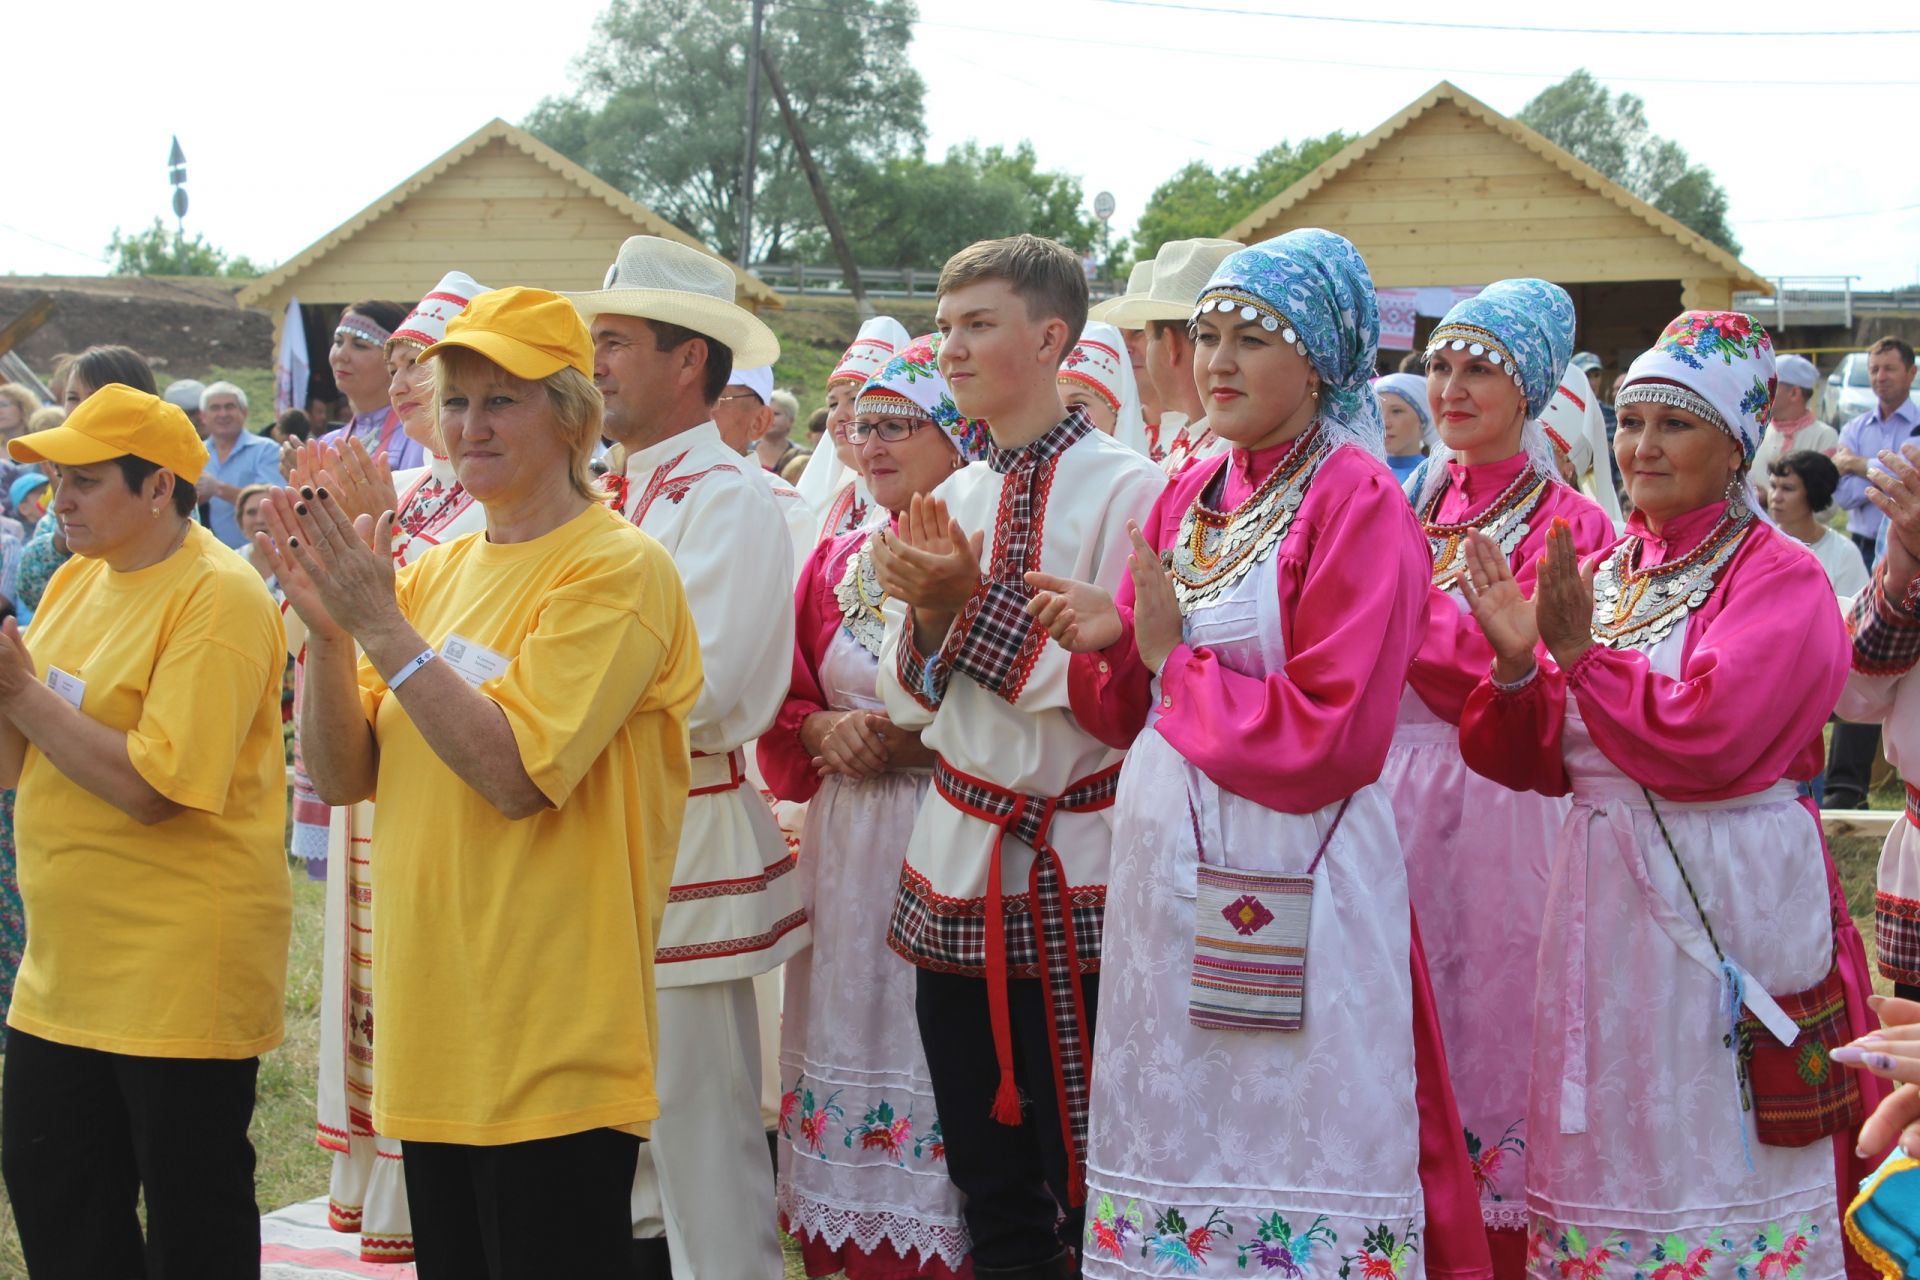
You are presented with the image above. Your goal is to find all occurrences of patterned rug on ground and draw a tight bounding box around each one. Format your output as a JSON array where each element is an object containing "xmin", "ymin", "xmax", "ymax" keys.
[{"xmin": 262, "ymin": 1197, "xmax": 416, "ymax": 1279}]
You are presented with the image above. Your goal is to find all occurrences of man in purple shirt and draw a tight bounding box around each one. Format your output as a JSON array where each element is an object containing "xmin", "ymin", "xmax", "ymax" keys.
[
  {"xmin": 1827, "ymin": 336, "xmax": 1919, "ymax": 808},
  {"xmin": 1833, "ymin": 336, "xmax": 1920, "ymax": 564}
]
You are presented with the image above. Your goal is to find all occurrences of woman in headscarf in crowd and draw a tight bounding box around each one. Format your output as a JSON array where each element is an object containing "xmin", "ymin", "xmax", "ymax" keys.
[
  {"xmin": 1375, "ymin": 370, "xmax": 1435, "ymax": 487},
  {"xmin": 312, "ymin": 300, "xmax": 422, "ymax": 473},
  {"xmin": 304, "ymin": 271, "xmax": 490, "ymax": 1267},
  {"xmin": 1059, "ymin": 320, "xmax": 1155, "ymax": 458},
  {"xmin": 1749, "ymin": 354, "xmax": 1839, "ymax": 497},
  {"xmin": 795, "ymin": 316, "xmax": 909, "ymax": 543},
  {"xmin": 1377, "ymin": 280, "xmax": 1615, "ymax": 1279},
  {"xmin": 1028, "ymin": 229, "xmax": 1489, "ymax": 1280},
  {"xmin": 1459, "ymin": 311, "xmax": 1883, "ymax": 1280},
  {"xmin": 1537, "ymin": 362, "xmax": 1626, "ymax": 528},
  {"xmin": 758, "ymin": 334, "xmax": 988, "ymax": 1280}
]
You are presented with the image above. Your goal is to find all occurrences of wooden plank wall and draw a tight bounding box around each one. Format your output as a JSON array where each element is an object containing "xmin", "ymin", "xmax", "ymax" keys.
[{"xmin": 1255, "ymin": 104, "xmax": 1725, "ymax": 289}]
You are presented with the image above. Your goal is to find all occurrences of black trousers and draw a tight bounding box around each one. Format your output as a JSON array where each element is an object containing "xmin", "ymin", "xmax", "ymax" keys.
[
  {"xmin": 402, "ymin": 1127, "xmax": 641, "ymax": 1279},
  {"xmin": 916, "ymin": 966, "xmax": 1100, "ymax": 1272},
  {"xmin": 1827, "ymin": 718, "xmax": 1884, "ymax": 807},
  {"xmin": 1, "ymin": 1027, "xmax": 261, "ymax": 1279}
]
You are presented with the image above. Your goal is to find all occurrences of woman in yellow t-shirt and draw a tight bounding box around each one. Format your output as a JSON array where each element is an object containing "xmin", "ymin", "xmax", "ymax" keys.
[
  {"xmin": 259, "ymin": 287, "xmax": 703, "ymax": 1278},
  {"xmin": 0, "ymin": 384, "xmax": 290, "ymax": 1277}
]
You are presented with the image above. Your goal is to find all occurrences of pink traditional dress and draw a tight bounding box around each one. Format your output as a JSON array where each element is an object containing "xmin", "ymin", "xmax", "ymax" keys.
[
  {"xmin": 760, "ymin": 528, "xmax": 972, "ymax": 1280},
  {"xmin": 313, "ymin": 448, "xmax": 483, "ymax": 1262},
  {"xmin": 1460, "ymin": 311, "xmax": 1887, "ymax": 1280},
  {"xmin": 1067, "ymin": 230, "xmax": 1490, "ymax": 1280},
  {"xmin": 1459, "ymin": 499, "xmax": 1880, "ymax": 1280},
  {"xmin": 1382, "ymin": 279, "xmax": 1616, "ymax": 1276},
  {"xmin": 1384, "ymin": 454, "xmax": 1612, "ymax": 1248}
]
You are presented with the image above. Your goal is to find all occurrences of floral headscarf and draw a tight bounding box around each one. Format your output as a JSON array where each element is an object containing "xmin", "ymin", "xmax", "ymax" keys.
[
  {"xmin": 1614, "ymin": 311, "xmax": 1776, "ymax": 464},
  {"xmin": 1060, "ymin": 320, "xmax": 1153, "ymax": 457},
  {"xmin": 1190, "ymin": 228, "xmax": 1383, "ymax": 457},
  {"xmin": 856, "ymin": 334, "xmax": 991, "ymax": 462},
  {"xmin": 1424, "ymin": 278, "xmax": 1575, "ymax": 421}
]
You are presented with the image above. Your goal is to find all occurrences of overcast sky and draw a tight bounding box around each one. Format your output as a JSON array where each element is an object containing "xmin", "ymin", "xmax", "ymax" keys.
[{"xmin": 6, "ymin": 0, "xmax": 1916, "ymax": 290}]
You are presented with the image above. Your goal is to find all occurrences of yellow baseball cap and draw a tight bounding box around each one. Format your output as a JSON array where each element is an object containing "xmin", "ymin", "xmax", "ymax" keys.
[
  {"xmin": 9, "ymin": 383, "xmax": 210, "ymax": 483},
  {"xmin": 418, "ymin": 285, "xmax": 592, "ymax": 380}
]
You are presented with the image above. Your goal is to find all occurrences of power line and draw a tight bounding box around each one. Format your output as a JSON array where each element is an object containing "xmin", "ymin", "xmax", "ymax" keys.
[
  {"xmin": 776, "ymin": 2, "xmax": 1920, "ymax": 87},
  {"xmin": 1741, "ymin": 202, "xmax": 1920, "ymax": 225},
  {"xmin": 1083, "ymin": 0, "xmax": 1920, "ymax": 39}
]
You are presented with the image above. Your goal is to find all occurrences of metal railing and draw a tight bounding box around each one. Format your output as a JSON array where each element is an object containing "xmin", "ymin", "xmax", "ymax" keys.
[{"xmin": 1734, "ymin": 275, "xmax": 1859, "ymax": 328}]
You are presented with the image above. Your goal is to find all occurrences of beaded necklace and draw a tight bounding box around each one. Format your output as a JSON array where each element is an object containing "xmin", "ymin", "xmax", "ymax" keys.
[
  {"xmin": 833, "ymin": 534, "xmax": 889, "ymax": 657},
  {"xmin": 1590, "ymin": 503, "xmax": 1754, "ymax": 650},
  {"xmin": 1420, "ymin": 465, "xmax": 1550, "ymax": 591},
  {"xmin": 1167, "ymin": 424, "xmax": 1331, "ymax": 611}
]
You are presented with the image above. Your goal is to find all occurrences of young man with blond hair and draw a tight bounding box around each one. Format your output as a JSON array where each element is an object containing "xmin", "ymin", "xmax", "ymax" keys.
[{"xmin": 873, "ymin": 234, "xmax": 1164, "ymax": 1280}]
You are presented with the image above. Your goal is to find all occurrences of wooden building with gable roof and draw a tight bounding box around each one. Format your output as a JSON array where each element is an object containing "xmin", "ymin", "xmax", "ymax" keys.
[
  {"xmin": 1225, "ymin": 82, "xmax": 1769, "ymax": 368},
  {"xmin": 238, "ymin": 118, "xmax": 778, "ymax": 402}
]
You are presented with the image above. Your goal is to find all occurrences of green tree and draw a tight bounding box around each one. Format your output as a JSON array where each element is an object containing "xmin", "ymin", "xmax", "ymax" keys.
[
  {"xmin": 107, "ymin": 218, "xmax": 260, "ymax": 277},
  {"xmin": 527, "ymin": 0, "xmax": 926, "ymax": 262},
  {"xmin": 1517, "ymin": 70, "xmax": 1741, "ymax": 255},
  {"xmin": 1131, "ymin": 133, "xmax": 1351, "ymax": 260},
  {"xmin": 809, "ymin": 141, "xmax": 1101, "ymax": 269}
]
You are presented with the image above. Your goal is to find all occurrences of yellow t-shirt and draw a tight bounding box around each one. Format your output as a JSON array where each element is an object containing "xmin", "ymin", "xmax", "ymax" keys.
[
  {"xmin": 10, "ymin": 523, "xmax": 291, "ymax": 1059},
  {"xmin": 357, "ymin": 502, "xmax": 701, "ymax": 1145}
]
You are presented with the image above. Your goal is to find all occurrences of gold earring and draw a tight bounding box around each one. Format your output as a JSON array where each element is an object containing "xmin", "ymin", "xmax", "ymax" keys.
[{"xmin": 151, "ymin": 507, "xmax": 160, "ymax": 518}]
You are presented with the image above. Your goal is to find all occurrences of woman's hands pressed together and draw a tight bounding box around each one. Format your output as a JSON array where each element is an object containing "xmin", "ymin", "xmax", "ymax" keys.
[
  {"xmin": 254, "ymin": 485, "xmax": 402, "ymax": 649},
  {"xmin": 801, "ymin": 708, "xmax": 933, "ymax": 780}
]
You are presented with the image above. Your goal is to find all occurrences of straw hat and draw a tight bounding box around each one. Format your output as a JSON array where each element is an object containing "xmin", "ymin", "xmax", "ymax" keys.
[
  {"xmin": 1099, "ymin": 239, "xmax": 1242, "ymax": 328},
  {"xmin": 565, "ymin": 236, "xmax": 780, "ymax": 367},
  {"xmin": 1088, "ymin": 259, "xmax": 1155, "ymax": 327}
]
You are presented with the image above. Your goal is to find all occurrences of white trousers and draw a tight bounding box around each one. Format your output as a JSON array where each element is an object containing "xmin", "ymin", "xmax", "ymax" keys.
[{"xmin": 630, "ymin": 978, "xmax": 783, "ymax": 1279}]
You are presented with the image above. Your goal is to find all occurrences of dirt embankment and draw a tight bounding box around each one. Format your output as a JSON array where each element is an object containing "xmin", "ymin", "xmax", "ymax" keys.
[{"xmin": 0, "ymin": 275, "xmax": 273, "ymax": 383}]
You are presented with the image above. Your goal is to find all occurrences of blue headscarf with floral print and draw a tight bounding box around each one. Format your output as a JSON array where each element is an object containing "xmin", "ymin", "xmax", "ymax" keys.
[
  {"xmin": 1424, "ymin": 278, "xmax": 1575, "ymax": 421},
  {"xmin": 856, "ymin": 333, "xmax": 991, "ymax": 462},
  {"xmin": 1191, "ymin": 228, "xmax": 1383, "ymax": 457}
]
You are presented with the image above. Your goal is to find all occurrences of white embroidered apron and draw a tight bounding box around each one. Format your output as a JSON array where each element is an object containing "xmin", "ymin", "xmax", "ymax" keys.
[
  {"xmin": 1527, "ymin": 619, "xmax": 1841, "ymax": 1280},
  {"xmin": 775, "ymin": 628, "xmax": 970, "ymax": 1271},
  {"xmin": 1083, "ymin": 549, "xmax": 1425, "ymax": 1279}
]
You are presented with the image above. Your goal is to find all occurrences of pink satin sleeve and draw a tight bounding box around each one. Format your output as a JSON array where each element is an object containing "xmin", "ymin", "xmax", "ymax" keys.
[
  {"xmin": 757, "ymin": 531, "xmax": 859, "ymax": 804},
  {"xmin": 1153, "ymin": 451, "xmax": 1431, "ymax": 813},
  {"xmin": 1409, "ymin": 487, "xmax": 1614, "ymax": 725},
  {"xmin": 1459, "ymin": 662, "xmax": 1574, "ymax": 796},
  {"xmin": 1066, "ymin": 459, "xmax": 1213, "ymax": 750},
  {"xmin": 1568, "ymin": 528, "xmax": 1846, "ymax": 798}
]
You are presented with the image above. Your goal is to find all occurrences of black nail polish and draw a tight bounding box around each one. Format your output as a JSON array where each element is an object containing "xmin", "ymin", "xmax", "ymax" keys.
[
  {"xmin": 288, "ymin": 536, "xmax": 299, "ymax": 548},
  {"xmin": 295, "ymin": 503, "xmax": 308, "ymax": 515},
  {"xmin": 316, "ymin": 487, "xmax": 329, "ymax": 500},
  {"xmin": 300, "ymin": 487, "xmax": 314, "ymax": 500}
]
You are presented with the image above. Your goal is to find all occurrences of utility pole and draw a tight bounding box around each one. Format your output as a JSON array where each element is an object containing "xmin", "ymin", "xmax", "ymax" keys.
[
  {"xmin": 737, "ymin": 0, "xmax": 766, "ymax": 268},
  {"xmin": 760, "ymin": 46, "xmax": 872, "ymax": 318}
]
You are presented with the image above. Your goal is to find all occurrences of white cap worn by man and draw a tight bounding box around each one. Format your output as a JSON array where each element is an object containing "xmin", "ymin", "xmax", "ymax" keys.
[
  {"xmin": 566, "ymin": 235, "xmax": 801, "ymax": 1280},
  {"xmin": 1094, "ymin": 237, "xmax": 1240, "ymax": 475}
]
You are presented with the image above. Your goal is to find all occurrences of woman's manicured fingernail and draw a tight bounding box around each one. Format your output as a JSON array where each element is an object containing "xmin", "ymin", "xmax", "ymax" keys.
[
  {"xmin": 299, "ymin": 487, "xmax": 314, "ymax": 500},
  {"xmin": 295, "ymin": 503, "xmax": 307, "ymax": 516},
  {"xmin": 287, "ymin": 536, "xmax": 299, "ymax": 548},
  {"xmin": 1859, "ymin": 1144, "xmax": 1873, "ymax": 1159},
  {"xmin": 316, "ymin": 487, "xmax": 330, "ymax": 500},
  {"xmin": 1831, "ymin": 1045, "xmax": 1868, "ymax": 1065}
]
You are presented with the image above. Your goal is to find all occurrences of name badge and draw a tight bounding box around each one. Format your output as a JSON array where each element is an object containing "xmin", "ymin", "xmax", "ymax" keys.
[
  {"xmin": 440, "ymin": 634, "xmax": 509, "ymax": 689},
  {"xmin": 46, "ymin": 666, "xmax": 85, "ymax": 710}
]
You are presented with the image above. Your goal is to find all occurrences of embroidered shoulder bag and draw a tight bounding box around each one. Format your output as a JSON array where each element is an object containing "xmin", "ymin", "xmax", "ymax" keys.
[
  {"xmin": 1643, "ymin": 788, "xmax": 1864, "ymax": 1147},
  {"xmin": 1187, "ymin": 796, "xmax": 1351, "ymax": 1033}
]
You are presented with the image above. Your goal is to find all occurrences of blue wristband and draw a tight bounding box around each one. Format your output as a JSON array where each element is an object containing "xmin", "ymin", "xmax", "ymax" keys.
[{"xmin": 385, "ymin": 647, "xmax": 436, "ymax": 693}]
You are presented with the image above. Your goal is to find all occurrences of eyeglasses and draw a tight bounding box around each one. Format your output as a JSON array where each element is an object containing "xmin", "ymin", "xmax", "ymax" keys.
[{"xmin": 845, "ymin": 418, "xmax": 928, "ymax": 444}]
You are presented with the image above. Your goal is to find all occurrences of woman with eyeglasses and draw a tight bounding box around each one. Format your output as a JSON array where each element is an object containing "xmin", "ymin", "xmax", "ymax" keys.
[{"xmin": 757, "ymin": 335, "xmax": 988, "ymax": 1280}]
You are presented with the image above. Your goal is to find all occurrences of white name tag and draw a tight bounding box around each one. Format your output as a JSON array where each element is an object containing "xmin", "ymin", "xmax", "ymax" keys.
[
  {"xmin": 46, "ymin": 666, "xmax": 85, "ymax": 710},
  {"xmin": 440, "ymin": 634, "xmax": 509, "ymax": 689}
]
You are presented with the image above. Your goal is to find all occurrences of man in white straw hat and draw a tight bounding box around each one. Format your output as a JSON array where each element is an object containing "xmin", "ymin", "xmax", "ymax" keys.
[
  {"xmin": 566, "ymin": 235, "xmax": 802, "ymax": 1280},
  {"xmin": 1097, "ymin": 238, "xmax": 1240, "ymax": 476},
  {"xmin": 1089, "ymin": 260, "xmax": 1166, "ymax": 448}
]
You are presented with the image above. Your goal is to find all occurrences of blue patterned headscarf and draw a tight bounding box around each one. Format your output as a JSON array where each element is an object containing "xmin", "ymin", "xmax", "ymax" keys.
[
  {"xmin": 1190, "ymin": 228, "xmax": 1383, "ymax": 457},
  {"xmin": 1423, "ymin": 278, "xmax": 1575, "ymax": 421}
]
